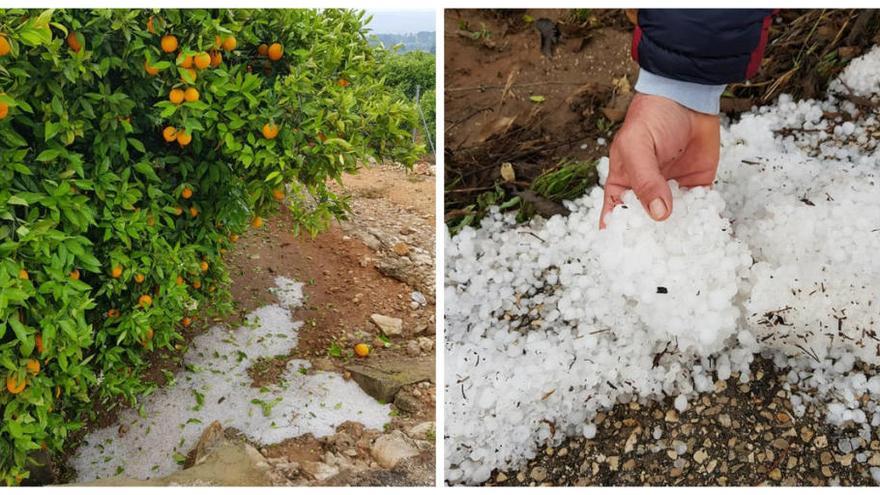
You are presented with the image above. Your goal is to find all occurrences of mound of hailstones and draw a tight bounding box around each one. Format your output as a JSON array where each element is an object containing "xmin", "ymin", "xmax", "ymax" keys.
[{"xmin": 445, "ymin": 46, "xmax": 880, "ymax": 485}]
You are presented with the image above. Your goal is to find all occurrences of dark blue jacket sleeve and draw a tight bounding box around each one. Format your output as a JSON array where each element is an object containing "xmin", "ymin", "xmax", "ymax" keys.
[{"xmin": 633, "ymin": 9, "xmax": 776, "ymax": 85}]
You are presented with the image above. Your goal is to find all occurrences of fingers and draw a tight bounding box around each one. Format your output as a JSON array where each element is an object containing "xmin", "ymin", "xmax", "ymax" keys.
[
  {"xmin": 599, "ymin": 183, "xmax": 624, "ymax": 230},
  {"xmin": 616, "ymin": 126, "xmax": 673, "ymax": 222}
]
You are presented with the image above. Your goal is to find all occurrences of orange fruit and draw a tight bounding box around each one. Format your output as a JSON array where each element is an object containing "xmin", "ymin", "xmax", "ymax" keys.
[
  {"xmin": 163, "ymin": 126, "xmax": 177, "ymax": 142},
  {"xmin": 267, "ymin": 43, "xmax": 283, "ymax": 61},
  {"xmin": 257, "ymin": 43, "xmax": 268, "ymax": 56},
  {"xmin": 177, "ymin": 130, "xmax": 192, "ymax": 147},
  {"xmin": 26, "ymin": 359, "xmax": 40, "ymax": 375},
  {"xmin": 146, "ymin": 16, "xmax": 156, "ymax": 34},
  {"xmin": 213, "ymin": 35, "xmax": 222, "ymax": 49},
  {"xmin": 181, "ymin": 67, "xmax": 197, "ymax": 83},
  {"xmin": 209, "ymin": 50, "xmax": 222, "ymax": 68},
  {"xmin": 0, "ymin": 35, "xmax": 10, "ymax": 57},
  {"xmin": 272, "ymin": 189, "xmax": 285, "ymax": 201},
  {"xmin": 180, "ymin": 54, "xmax": 194, "ymax": 69},
  {"xmin": 144, "ymin": 59, "xmax": 160, "ymax": 76},
  {"xmin": 194, "ymin": 52, "xmax": 211, "ymax": 69},
  {"xmin": 146, "ymin": 215, "xmax": 156, "ymax": 226},
  {"xmin": 173, "ymin": 205, "xmax": 183, "ymax": 216},
  {"xmin": 169, "ymin": 88, "xmax": 185, "ymax": 104},
  {"xmin": 134, "ymin": 273, "xmax": 145, "ymax": 283},
  {"xmin": 192, "ymin": 279, "xmax": 202, "ymax": 289},
  {"xmin": 200, "ymin": 261, "xmax": 209, "ymax": 272},
  {"xmin": 106, "ymin": 308, "xmax": 120, "ymax": 318},
  {"xmin": 18, "ymin": 269, "xmax": 28, "ymax": 280},
  {"xmin": 35, "ymin": 335, "xmax": 43, "ymax": 354},
  {"xmin": 176, "ymin": 275, "xmax": 184, "ymax": 285},
  {"xmin": 138, "ymin": 294, "xmax": 153, "ymax": 308},
  {"xmin": 70, "ymin": 269, "xmax": 80, "ymax": 281},
  {"xmin": 189, "ymin": 206, "xmax": 199, "ymax": 217},
  {"xmin": 6, "ymin": 375, "xmax": 25, "ymax": 394},
  {"xmin": 111, "ymin": 265, "xmax": 122, "ymax": 278},
  {"xmin": 142, "ymin": 327, "xmax": 154, "ymax": 346},
  {"xmin": 181, "ymin": 187, "xmax": 193, "ymax": 199},
  {"xmin": 222, "ymin": 35, "xmax": 236, "ymax": 52},
  {"xmin": 0, "ymin": 102, "xmax": 8, "ymax": 120},
  {"xmin": 161, "ymin": 34, "xmax": 178, "ymax": 53},
  {"xmin": 251, "ymin": 216, "xmax": 264, "ymax": 229},
  {"xmin": 354, "ymin": 343, "xmax": 370, "ymax": 358},
  {"xmin": 229, "ymin": 233, "xmax": 239, "ymax": 242},
  {"xmin": 262, "ymin": 123, "xmax": 279, "ymax": 140},
  {"xmin": 182, "ymin": 317, "xmax": 192, "ymax": 328},
  {"xmin": 184, "ymin": 87, "xmax": 199, "ymax": 102},
  {"xmin": 338, "ymin": 79, "xmax": 350, "ymax": 88},
  {"xmin": 66, "ymin": 32, "xmax": 82, "ymax": 52}
]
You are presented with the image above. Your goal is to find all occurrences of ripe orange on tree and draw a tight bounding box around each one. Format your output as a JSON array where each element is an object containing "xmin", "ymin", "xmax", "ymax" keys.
[
  {"xmin": 179, "ymin": 54, "xmax": 194, "ymax": 68},
  {"xmin": 192, "ymin": 279, "xmax": 202, "ymax": 289},
  {"xmin": 70, "ymin": 269, "xmax": 80, "ymax": 281},
  {"xmin": 177, "ymin": 130, "xmax": 192, "ymax": 147},
  {"xmin": 262, "ymin": 123, "xmax": 279, "ymax": 140},
  {"xmin": 146, "ymin": 16, "xmax": 156, "ymax": 34},
  {"xmin": 138, "ymin": 294, "xmax": 153, "ymax": 308},
  {"xmin": 184, "ymin": 87, "xmax": 199, "ymax": 102},
  {"xmin": 267, "ymin": 43, "xmax": 283, "ymax": 61},
  {"xmin": 26, "ymin": 359, "xmax": 40, "ymax": 375},
  {"xmin": 181, "ymin": 67, "xmax": 197, "ymax": 83},
  {"xmin": 189, "ymin": 206, "xmax": 199, "ymax": 217},
  {"xmin": 181, "ymin": 187, "xmax": 193, "ymax": 199},
  {"xmin": 173, "ymin": 205, "xmax": 183, "ymax": 216},
  {"xmin": 338, "ymin": 78, "xmax": 350, "ymax": 87},
  {"xmin": 134, "ymin": 273, "xmax": 145, "ymax": 284},
  {"xmin": 272, "ymin": 189, "xmax": 285, "ymax": 201},
  {"xmin": 176, "ymin": 275, "xmax": 184, "ymax": 285},
  {"xmin": 106, "ymin": 308, "xmax": 120, "ymax": 318},
  {"xmin": 182, "ymin": 317, "xmax": 192, "ymax": 328},
  {"xmin": 251, "ymin": 216, "xmax": 264, "ymax": 229},
  {"xmin": 66, "ymin": 32, "xmax": 82, "ymax": 52},
  {"xmin": 221, "ymin": 35, "xmax": 236, "ymax": 51},
  {"xmin": 161, "ymin": 34, "xmax": 178, "ymax": 53},
  {"xmin": 169, "ymin": 88, "xmax": 184, "ymax": 104},
  {"xmin": 35, "ymin": 334, "xmax": 43, "ymax": 354},
  {"xmin": 200, "ymin": 261, "xmax": 209, "ymax": 272},
  {"xmin": 111, "ymin": 265, "xmax": 123, "ymax": 278},
  {"xmin": 257, "ymin": 43, "xmax": 268, "ymax": 56},
  {"xmin": 144, "ymin": 60, "xmax": 160, "ymax": 76},
  {"xmin": 6, "ymin": 375, "xmax": 26, "ymax": 394},
  {"xmin": 0, "ymin": 101, "xmax": 8, "ymax": 120},
  {"xmin": 163, "ymin": 126, "xmax": 177, "ymax": 142},
  {"xmin": 209, "ymin": 50, "xmax": 222, "ymax": 67},
  {"xmin": 18, "ymin": 268, "xmax": 28, "ymax": 280},
  {"xmin": 0, "ymin": 34, "xmax": 10, "ymax": 56},
  {"xmin": 194, "ymin": 52, "xmax": 210, "ymax": 69},
  {"xmin": 229, "ymin": 233, "xmax": 239, "ymax": 242}
]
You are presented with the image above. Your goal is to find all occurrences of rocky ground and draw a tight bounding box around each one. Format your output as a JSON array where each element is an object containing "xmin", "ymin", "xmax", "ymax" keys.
[
  {"xmin": 61, "ymin": 160, "xmax": 437, "ymax": 487},
  {"xmin": 484, "ymin": 357, "xmax": 880, "ymax": 487}
]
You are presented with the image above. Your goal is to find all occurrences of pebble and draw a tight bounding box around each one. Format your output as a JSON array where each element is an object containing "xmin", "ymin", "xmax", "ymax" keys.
[
  {"xmin": 693, "ymin": 449, "xmax": 709, "ymax": 464},
  {"xmin": 530, "ymin": 466, "xmax": 547, "ymax": 482}
]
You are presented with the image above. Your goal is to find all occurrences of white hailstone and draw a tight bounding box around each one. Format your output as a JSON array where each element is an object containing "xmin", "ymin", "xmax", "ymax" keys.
[{"xmin": 674, "ymin": 395, "xmax": 688, "ymax": 413}]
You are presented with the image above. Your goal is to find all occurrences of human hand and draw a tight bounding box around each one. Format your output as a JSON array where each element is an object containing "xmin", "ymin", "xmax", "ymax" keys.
[{"xmin": 599, "ymin": 93, "xmax": 721, "ymax": 229}]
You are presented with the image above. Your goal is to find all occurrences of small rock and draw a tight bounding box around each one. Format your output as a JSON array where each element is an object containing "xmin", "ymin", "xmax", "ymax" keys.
[
  {"xmin": 301, "ymin": 461, "xmax": 339, "ymax": 481},
  {"xmin": 665, "ymin": 409, "xmax": 679, "ymax": 423},
  {"xmin": 407, "ymin": 421, "xmax": 435, "ymax": 440},
  {"xmin": 769, "ymin": 468, "xmax": 782, "ymax": 481},
  {"xmin": 370, "ymin": 314, "xmax": 403, "ymax": 336},
  {"xmin": 405, "ymin": 340, "xmax": 421, "ymax": 356},
  {"xmin": 820, "ymin": 451, "xmax": 833, "ymax": 465},
  {"xmin": 693, "ymin": 449, "xmax": 709, "ymax": 465},
  {"xmin": 530, "ymin": 466, "xmax": 548, "ymax": 482},
  {"xmin": 607, "ymin": 456, "xmax": 619, "ymax": 471},
  {"xmin": 370, "ymin": 431, "xmax": 419, "ymax": 469},
  {"xmin": 815, "ymin": 435, "xmax": 828, "ymax": 448},
  {"xmin": 411, "ymin": 291, "xmax": 427, "ymax": 306},
  {"xmin": 392, "ymin": 242, "xmax": 410, "ymax": 256},
  {"xmin": 417, "ymin": 336, "xmax": 434, "ymax": 352},
  {"xmin": 394, "ymin": 390, "xmax": 422, "ymax": 414},
  {"xmin": 496, "ymin": 472, "xmax": 508, "ymax": 483}
]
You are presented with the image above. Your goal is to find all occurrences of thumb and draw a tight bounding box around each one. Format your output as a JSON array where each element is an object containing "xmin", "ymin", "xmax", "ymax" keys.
[{"xmin": 618, "ymin": 130, "xmax": 673, "ymax": 221}]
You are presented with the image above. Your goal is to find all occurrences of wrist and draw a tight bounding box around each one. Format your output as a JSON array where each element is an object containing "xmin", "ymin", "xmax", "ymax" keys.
[{"xmin": 634, "ymin": 68, "xmax": 726, "ymax": 115}]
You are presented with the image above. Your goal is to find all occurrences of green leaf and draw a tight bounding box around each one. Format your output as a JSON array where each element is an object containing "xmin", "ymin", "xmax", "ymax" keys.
[{"xmin": 529, "ymin": 95, "xmax": 546, "ymax": 103}]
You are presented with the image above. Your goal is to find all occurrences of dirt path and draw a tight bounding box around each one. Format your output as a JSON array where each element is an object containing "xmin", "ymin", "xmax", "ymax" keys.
[{"xmin": 445, "ymin": 9, "xmax": 634, "ymax": 212}]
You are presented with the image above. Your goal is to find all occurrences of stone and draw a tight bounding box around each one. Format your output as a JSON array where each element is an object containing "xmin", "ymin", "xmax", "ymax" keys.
[
  {"xmin": 769, "ymin": 468, "xmax": 782, "ymax": 481},
  {"xmin": 417, "ymin": 336, "xmax": 434, "ymax": 352},
  {"xmin": 530, "ymin": 466, "xmax": 547, "ymax": 482},
  {"xmin": 392, "ymin": 242, "xmax": 410, "ymax": 256},
  {"xmin": 693, "ymin": 449, "xmax": 709, "ymax": 464},
  {"xmin": 800, "ymin": 427, "xmax": 814, "ymax": 443},
  {"xmin": 188, "ymin": 420, "xmax": 225, "ymax": 467},
  {"xmin": 496, "ymin": 472, "xmax": 508, "ymax": 483},
  {"xmin": 300, "ymin": 461, "xmax": 338, "ymax": 481},
  {"xmin": 406, "ymin": 340, "xmax": 421, "ymax": 356},
  {"xmin": 665, "ymin": 409, "xmax": 679, "ymax": 423},
  {"xmin": 815, "ymin": 435, "xmax": 828, "ymax": 448},
  {"xmin": 370, "ymin": 431, "xmax": 420, "ymax": 469},
  {"xmin": 394, "ymin": 390, "xmax": 422, "ymax": 414},
  {"xmin": 370, "ymin": 314, "xmax": 403, "ymax": 336},
  {"xmin": 346, "ymin": 356, "xmax": 434, "ymax": 403},
  {"xmin": 407, "ymin": 421, "xmax": 435, "ymax": 440}
]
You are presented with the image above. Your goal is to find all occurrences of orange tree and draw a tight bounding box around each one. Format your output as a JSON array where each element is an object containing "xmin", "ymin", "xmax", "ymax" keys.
[{"xmin": 0, "ymin": 8, "xmax": 423, "ymax": 484}]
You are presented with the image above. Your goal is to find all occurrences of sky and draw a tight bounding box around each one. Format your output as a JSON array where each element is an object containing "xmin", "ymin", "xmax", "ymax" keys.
[{"xmin": 363, "ymin": 10, "xmax": 435, "ymax": 35}]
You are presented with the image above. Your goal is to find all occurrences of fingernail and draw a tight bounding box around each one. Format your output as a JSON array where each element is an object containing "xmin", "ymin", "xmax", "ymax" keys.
[{"xmin": 649, "ymin": 198, "xmax": 667, "ymax": 220}]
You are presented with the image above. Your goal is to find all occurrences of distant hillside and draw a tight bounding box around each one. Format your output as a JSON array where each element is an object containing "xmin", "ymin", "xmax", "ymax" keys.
[{"xmin": 370, "ymin": 32, "xmax": 435, "ymax": 53}]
